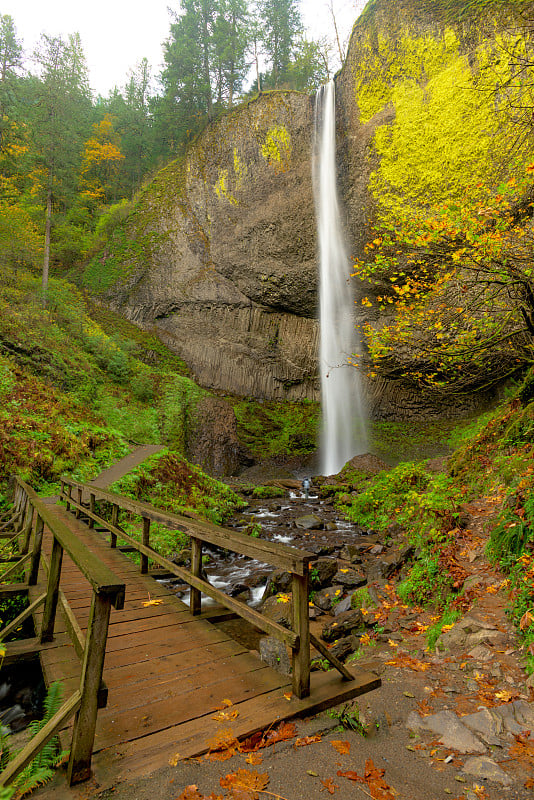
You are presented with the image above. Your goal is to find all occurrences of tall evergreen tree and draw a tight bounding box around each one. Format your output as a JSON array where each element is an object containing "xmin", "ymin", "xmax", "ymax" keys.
[
  {"xmin": 31, "ymin": 33, "xmax": 91, "ymax": 300},
  {"xmin": 212, "ymin": 0, "xmax": 249, "ymax": 107},
  {"xmin": 256, "ymin": 0, "xmax": 301, "ymax": 88},
  {"xmin": 0, "ymin": 14, "xmax": 23, "ymax": 153}
]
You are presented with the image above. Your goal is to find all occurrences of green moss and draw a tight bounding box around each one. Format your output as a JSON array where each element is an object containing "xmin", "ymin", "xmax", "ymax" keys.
[
  {"xmin": 233, "ymin": 399, "xmax": 319, "ymax": 458},
  {"xmin": 214, "ymin": 168, "xmax": 238, "ymax": 204},
  {"xmin": 260, "ymin": 125, "xmax": 292, "ymax": 171},
  {"xmin": 354, "ymin": 28, "xmax": 460, "ymax": 123},
  {"xmin": 110, "ymin": 449, "xmax": 246, "ymax": 526}
]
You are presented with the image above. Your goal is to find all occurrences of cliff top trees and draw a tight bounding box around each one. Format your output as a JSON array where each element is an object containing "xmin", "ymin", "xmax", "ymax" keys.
[
  {"xmin": 257, "ymin": 0, "xmax": 301, "ymax": 89},
  {"xmin": 158, "ymin": 0, "xmax": 250, "ymax": 151}
]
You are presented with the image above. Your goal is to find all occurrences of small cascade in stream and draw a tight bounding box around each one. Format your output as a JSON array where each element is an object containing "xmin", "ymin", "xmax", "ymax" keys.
[{"xmin": 314, "ymin": 79, "xmax": 367, "ymax": 475}]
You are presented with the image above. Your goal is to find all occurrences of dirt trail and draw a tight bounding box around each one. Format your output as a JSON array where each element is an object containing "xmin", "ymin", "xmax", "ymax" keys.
[{"xmin": 88, "ymin": 444, "xmax": 164, "ymax": 489}]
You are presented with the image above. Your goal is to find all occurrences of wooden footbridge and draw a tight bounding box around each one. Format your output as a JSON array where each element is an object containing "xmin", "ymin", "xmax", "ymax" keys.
[{"xmin": 0, "ymin": 470, "xmax": 380, "ymax": 790}]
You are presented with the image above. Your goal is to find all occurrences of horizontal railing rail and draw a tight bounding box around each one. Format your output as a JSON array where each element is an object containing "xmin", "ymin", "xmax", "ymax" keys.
[
  {"xmin": 59, "ymin": 477, "xmax": 325, "ymax": 698},
  {"xmin": 0, "ymin": 478, "xmax": 125, "ymax": 788}
]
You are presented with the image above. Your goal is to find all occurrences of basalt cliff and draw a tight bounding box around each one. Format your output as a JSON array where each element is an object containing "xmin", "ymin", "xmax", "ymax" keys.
[{"xmin": 85, "ymin": 0, "xmax": 531, "ymax": 417}]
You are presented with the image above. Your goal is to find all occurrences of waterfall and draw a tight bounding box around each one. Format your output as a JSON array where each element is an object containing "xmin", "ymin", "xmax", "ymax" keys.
[{"xmin": 314, "ymin": 80, "xmax": 367, "ymax": 475}]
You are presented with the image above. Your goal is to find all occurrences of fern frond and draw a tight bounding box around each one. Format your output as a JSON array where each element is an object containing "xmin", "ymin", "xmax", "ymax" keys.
[{"xmin": 13, "ymin": 765, "xmax": 55, "ymax": 797}]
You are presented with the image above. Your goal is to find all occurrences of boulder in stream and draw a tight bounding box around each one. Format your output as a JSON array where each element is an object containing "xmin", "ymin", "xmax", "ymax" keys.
[
  {"xmin": 259, "ymin": 636, "xmax": 291, "ymax": 676},
  {"xmin": 295, "ymin": 513, "xmax": 323, "ymax": 530},
  {"xmin": 262, "ymin": 593, "xmax": 293, "ymax": 629},
  {"xmin": 322, "ymin": 609, "xmax": 366, "ymax": 642}
]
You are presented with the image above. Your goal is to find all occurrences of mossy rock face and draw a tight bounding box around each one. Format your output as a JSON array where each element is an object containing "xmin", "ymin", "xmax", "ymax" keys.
[
  {"xmin": 335, "ymin": 0, "xmax": 532, "ymax": 417},
  {"xmin": 87, "ymin": 91, "xmax": 319, "ymax": 403}
]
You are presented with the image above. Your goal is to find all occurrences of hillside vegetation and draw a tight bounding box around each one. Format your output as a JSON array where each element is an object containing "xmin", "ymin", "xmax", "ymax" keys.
[{"xmin": 0, "ymin": 266, "xmax": 245, "ymax": 523}]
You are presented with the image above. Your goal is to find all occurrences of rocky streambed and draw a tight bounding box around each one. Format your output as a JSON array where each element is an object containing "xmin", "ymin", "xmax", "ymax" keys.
[{"xmin": 162, "ymin": 474, "xmax": 415, "ymax": 669}]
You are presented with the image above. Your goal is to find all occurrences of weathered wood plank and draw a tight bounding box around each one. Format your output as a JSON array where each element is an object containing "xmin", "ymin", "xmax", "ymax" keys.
[
  {"xmin": 18, "ymin": 480, "xmax": 125, "ymax": 608},
  {"xmin": 93, "ymin": 669, "xmax": 381, "ymax": 778}
]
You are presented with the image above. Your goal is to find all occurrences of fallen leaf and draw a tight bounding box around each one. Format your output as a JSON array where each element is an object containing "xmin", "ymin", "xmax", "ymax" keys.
[
  {"xmin": 331, "ymin": 740, "xmax": 350, "ymax": 755},
  {"xmin": 494, "ymin": 690, "xmax": 516, "ymax": 703},
  {"xmin": 283, "ymin": 692, "xmax": 292, "ymax": 701},
  {"xmin": 261, "ymin": 721, "xmax": 297, "ymax": 747},
  {"xmin": 205, "ymin": 728, "xmax": 239, "ymax": 761},
  {"xmin": 295, "ymin": 734, "xmax": 322, "ymax": 747},
  {"xmin": 338, "ymin": 758, "xmax": 397, "ymax": 800},
  {"xmin": 220, "ymin": 768, "xmax": 269, "ymax": 800},
  {"xmin": 212, "ymin": 709, "xmax": 239, "ymax": 722},
  {"xmin": 387, "ymin": 639, "xmax": 399, "ymax": 648},
  {"xmin": 320, "ymin": 777, "xmax": 339, "ymax": 794},
  {"xmin": 142, "ymin": 594, "xmax": 163, "ymax": 607},
  {"xmin": 245, "ymin": 752, "xmax": 263, "ymax": 765},
  {"xmin": 214, "ymin": 698, "xmax": 234, "ymax": 710},
  {"xmin": 169, "ymin": 752, "xmax": 181, "ymax": 766},
  {"xmin": 176, "ymin": 786, "xmax": 211, "ymax": 800},
  {"xmin": 519, "ymin": 609, "xmax": 534, "ymax": 631}
]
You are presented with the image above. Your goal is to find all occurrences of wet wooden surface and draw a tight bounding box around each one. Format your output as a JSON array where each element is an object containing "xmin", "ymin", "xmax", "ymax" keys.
[{"xmin": 31, "ymin": 504, "xmax": 380, "ymax": 782}]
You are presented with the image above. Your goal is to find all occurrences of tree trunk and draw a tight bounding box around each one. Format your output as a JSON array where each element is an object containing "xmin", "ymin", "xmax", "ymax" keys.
[{"xmin": 42, "ymin": 179, "xmax": 52, "ymax": 307}]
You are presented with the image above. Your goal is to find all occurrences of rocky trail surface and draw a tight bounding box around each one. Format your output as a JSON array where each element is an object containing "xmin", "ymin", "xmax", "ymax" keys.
[{"xmin": 33, "ymin": 479, "xmax": 533, "ymax": 800}]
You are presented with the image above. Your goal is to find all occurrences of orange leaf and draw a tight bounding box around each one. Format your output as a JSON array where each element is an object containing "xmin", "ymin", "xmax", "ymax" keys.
[
  {"xmin": 331, "ymin": 740, "xmax": 351, "ymax": 755},
  {"xmin": 220, "ymin": 768, "xmax": 269, "ymax": 799},
  {"xmin": 320, "ymin": 777, "xmax": 339, "ymax": 794},
  {"xmin": 262, "ymin": 721, "xmax": 297, "ymax": 747},
  {"xmin": 245, "ymin": 752, "xmax": 263, "ymax": 765},
  {"xmin": 295, "ymin": 734, "xmax": 322, "ymax": 747}
]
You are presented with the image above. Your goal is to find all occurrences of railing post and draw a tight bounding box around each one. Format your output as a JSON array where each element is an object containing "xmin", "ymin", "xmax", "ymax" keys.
[
  {"xmin": 141, "ymin": 517, "xmax": 150, "ymax": 574},
  {"xmin": 29, "ymin": 514, "xmax": 44, "ymax": 586},
  {"xmin": 76, "ymin": 488, "xmax": 83, "ymax": 519},
  {"xmin": 110, "ymin": 505, "xmax": 118, "ymax": 548},
  {"xmin": 291, "ymin": 570, "xmax": 310, "ymax": 699},
  {"xmin": 40, "ymin": 536, "xmax": 64, "ymax": 642},
  {"xmin": 190, "ymin": 537, "xmax": 203, "ymax": 616},
  {"xmin": 67, "ymin": 592, "xmax": 112, "ymax": 785},
  {"xmin": 66, "ymin": 483, "xmax": 73, "ymax": 513},
  {"xmin": 88, "ymin": 494, "xmax": 95, "ymax": 529},
  {"xmin": 20, "ymin": 501, "xmax": 34, "ymax": 555},
  {"xmin": 15, "ymin": 491, "xmax": 26, "ymax": 533}
]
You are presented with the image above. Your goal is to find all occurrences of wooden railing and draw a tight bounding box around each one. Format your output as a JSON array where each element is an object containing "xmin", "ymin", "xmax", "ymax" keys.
[
  {"xmin": 59, "ymin": 476, "xmax": 354, "ymax": 700},
  {"xmin": 0, "ymin": 479, "xmax": 125, "ymax": 787}
]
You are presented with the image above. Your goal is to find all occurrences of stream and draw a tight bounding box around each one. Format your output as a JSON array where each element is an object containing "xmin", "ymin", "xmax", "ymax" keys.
[{"xmin": 163, "ymin": 484, "xmax": 374, "ymax": 611}]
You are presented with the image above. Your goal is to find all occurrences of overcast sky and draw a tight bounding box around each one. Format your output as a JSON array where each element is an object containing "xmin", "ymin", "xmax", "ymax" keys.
[{"xmin": 2, "ymin": 0, "xmax": 368, "ymax": 96}]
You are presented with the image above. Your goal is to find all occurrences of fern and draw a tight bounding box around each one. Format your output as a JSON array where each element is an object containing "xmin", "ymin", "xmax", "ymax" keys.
[{"xmin": 2, "ymin": 682, "xmax": 68, "ymax": 798}]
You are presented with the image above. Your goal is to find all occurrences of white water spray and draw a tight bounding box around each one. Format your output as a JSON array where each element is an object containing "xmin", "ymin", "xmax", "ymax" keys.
[{"xmin": 314, "ymin": 80, "xmax": 367, "ymax": 475}]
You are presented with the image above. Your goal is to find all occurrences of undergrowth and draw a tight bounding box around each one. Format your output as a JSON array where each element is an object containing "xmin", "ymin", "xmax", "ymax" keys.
[
  {"xmin": 108, "ymin": 450, "xmax": 246, "ymax": 559},
  {"xmin": 233, "ymin": 398, "xmax": 319, "ymax": 458},
  {"xmin": 1, "ymin": 682, "xmax": 68, "ymax": 798}
]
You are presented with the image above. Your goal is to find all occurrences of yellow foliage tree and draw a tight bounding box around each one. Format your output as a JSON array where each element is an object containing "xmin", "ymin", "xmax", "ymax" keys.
[{"xmin": 80, "ymin": 114, "xmax": 124, "ymax": 205}]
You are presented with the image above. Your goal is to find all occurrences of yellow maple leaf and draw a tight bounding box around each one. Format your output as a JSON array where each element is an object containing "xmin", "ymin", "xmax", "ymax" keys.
[
  {"xmin": 388, "ymin": 639, "xmax": 399, "ymax": 648},
  {"xmin": 142, "ymin": 594, "xmax": 163, "ymax": 607}
]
